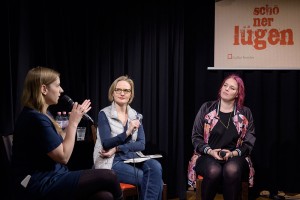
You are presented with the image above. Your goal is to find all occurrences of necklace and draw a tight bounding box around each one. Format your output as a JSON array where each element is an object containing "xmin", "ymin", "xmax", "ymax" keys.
[{"xmin": 219, "ymin": 111, "xmax": 232, "ymax": 129}]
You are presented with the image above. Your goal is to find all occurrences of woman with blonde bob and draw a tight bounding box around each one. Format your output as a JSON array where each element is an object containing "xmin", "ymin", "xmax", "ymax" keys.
[{"xmin": 93, "ymin": 75, "xmax": 163, "ymax": 200}]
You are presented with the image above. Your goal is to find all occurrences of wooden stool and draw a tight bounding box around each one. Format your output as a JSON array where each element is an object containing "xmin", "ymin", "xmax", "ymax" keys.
[
  {"xmin": 196, "ymin": 175, "xmax": 248, "ymax": 200},
  {"xmin": 121, "ymin": 183, "xmax": 167, "ymax": 200}
]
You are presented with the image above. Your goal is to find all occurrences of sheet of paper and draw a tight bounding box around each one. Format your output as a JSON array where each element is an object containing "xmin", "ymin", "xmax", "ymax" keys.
[
  {"xmin": 124, "ymin": 157, "xmax": 151, "ymax": 163},
  {"xmin": 124, "ymin": 153, "xmax": 163, "ymax": 163}
]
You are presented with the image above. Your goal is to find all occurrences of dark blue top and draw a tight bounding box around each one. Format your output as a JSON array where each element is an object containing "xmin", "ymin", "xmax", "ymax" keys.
[{"xmin": 12, "ymin": 107, "xmax": 81, "ymax": 199}]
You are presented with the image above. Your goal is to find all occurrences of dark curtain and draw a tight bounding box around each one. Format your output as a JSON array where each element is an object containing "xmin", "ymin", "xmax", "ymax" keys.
[
  {"xmin": 184, "ymin": 1, "xmax": 300, "ymax": 197},
  {"xmin": 2, "ymin": 0, "xmax": 300, "ymax": 199}
]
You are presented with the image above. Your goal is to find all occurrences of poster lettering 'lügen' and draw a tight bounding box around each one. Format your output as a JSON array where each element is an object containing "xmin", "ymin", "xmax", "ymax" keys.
[{"xmin": 213, "ymin": 0, "xmax": 300, "ymax": 69}]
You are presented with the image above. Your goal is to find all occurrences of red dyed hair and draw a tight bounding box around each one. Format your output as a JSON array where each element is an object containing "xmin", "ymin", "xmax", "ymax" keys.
[{"xmin": 218, "ymin": 74, "xmax": 245, "ymax": 109}]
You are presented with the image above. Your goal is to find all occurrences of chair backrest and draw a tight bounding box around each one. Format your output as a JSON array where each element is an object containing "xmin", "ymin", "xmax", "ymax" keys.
[
  {"xmin": 2, "ymin": 134, "xmax": 13, "ymax": 163},
  {"xmin": 1, "ymin": 134, "xmax": 14, "ymax": 200},
  {"xmin": 91, "ymin": 124, "xmax": 97, "ymax": 144}
]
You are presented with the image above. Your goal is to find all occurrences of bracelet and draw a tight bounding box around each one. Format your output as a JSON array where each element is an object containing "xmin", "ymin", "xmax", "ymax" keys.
[
  {"xmin": 230, "ymin": 151, "xmax": 234, "ymax": 158},
  {"xmin": 207, "ymin": 149, "xmax": 212, "ymax": 155}
]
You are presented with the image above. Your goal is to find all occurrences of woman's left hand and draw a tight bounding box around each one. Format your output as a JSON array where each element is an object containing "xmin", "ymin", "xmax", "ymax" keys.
[
  {"xmin": 68, "ymin": 100, "xmax": 92, "ymax": 126},
  {"xmin": 76, "ymin": 99, "xmax": 92, "ymax": 116},
  {"xmin": 100, "ymin": 148, "xmax": 116, "ymax": 158},
  {"xmin": 220, "ymin": 149, "xmax": 232, "ymax": 161}
]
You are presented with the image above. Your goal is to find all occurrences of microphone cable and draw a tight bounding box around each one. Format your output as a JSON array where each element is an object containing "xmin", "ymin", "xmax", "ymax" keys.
[
  {"xmin": 132, "ymin": 114, "xmax": 143, "ymax": 199},
  {"xmin": 132, "ymin": 155, "xmax": 140, "ymax": 199}
]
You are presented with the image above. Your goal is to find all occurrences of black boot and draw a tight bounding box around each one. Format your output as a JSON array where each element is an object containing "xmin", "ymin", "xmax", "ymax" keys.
[{"xmin": 270, "ymin": 194, "xmax": 285, "ymax": 200}]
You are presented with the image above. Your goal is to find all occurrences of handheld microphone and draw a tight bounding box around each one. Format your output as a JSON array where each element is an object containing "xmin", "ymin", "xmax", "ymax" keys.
[
  {"xmin": 133, "ymin": 114, "xmax": 143, "ymax": 131},
  {"xmin": 61, "ymin": 95, "xmax": 94, "ymax": 123},
  {"xmin": 136, "ymin": 113, "xmax": 143, "ymax": 122},
  {"xmin": 219, "ymin": 150, "xmax": 226, "ymax": 158}
]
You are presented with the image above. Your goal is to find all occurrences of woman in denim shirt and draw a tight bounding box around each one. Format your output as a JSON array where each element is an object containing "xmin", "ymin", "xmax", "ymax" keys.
[{"xmin": 93, "ymin": 75, "xmax": 163, "ymax": 200}]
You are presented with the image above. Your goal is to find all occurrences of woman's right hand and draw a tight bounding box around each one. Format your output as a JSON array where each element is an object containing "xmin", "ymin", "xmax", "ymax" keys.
[
  {"xmin": 209, "ymin": 148, "xmax": 223, "ymax": 160},
  {"xmin": 126, "ymin": 119, "xmax": 140, "ymax": 136},
  {"xmin": 50, "ymin": 100, "xmax": 91, "ymax": 164}
]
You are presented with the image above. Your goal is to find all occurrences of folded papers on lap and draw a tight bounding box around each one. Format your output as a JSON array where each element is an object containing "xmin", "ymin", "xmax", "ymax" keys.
[{"xmin": 124, "ymin": 154, "xmax": 162, "ymax": 163}]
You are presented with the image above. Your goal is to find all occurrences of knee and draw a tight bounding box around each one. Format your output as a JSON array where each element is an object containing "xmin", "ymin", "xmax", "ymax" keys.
[
  {"xmin": 91, "ymin": 191, "xmax": 114, "ymax": 200},
  {"xmin": 101, "ymin": 169, "xmax": 119, "ymax": 182},
  {"xmin": 224, "ymin": 163, "xmax": 240, "ymax": 178},
  {"xmin": 145, "ymin": 159, "xmax": 162, "ymax": 176},
  {"xmin": 105, "ymin": 169, "xmax": 117, "ymax": 176},
  {"xmin": 206, "ymin": 166, "xmax": 222, "ymax": 180}
]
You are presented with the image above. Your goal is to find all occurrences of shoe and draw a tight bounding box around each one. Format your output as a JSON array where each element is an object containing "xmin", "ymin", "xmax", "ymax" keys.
[{"xmin": 270, "ymin": 194, "xmax": 285, "ymax": 200}]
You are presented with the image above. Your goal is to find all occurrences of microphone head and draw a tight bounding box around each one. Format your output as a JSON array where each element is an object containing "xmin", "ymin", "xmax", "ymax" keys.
[
  {"xmin": 136, "ymin": 114, "xmax": 143, "ymax": 121},
  {"xmin": 60, "ymin": 95, "xmax": 94, "ymax": 124},
  {"xmin": 219, "ymin": 150, "xmax": 226, "ymax": 158},
  {"xmin": 61, "ymin": 95, "xmax": 74, "ymax": 105}
]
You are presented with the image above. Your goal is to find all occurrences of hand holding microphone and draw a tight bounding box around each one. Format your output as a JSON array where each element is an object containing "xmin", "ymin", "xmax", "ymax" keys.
[
  {"xmin": 126, "ymin": 114, "xmax": 143, "ymax": 136},
  {"xmin": 218, "ymin": 149, "xmax": 232, "ymax": 161},
  {"xmin": 128, "ymin": 120, "xmax": 140, "ymax": 133},
  {"xmin": 61, "ymin": 95, "xmax": 94, "ymax": 123},
  {"xmin": 133, "ymin": 114, "xmax": 143, "ymax": 131},
  {"xmin": 219, "ymin": 150, "xmax": 227, "ymax": 158}
]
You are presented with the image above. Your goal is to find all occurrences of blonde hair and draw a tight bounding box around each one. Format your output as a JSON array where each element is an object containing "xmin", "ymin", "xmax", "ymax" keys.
[
  {"xmin": 108, "ymin": 75, "xmax": 135, "ymax": 104},
  {"xmin": 21, "ymin": 66, "xmax": 62, "ymax": 133}
]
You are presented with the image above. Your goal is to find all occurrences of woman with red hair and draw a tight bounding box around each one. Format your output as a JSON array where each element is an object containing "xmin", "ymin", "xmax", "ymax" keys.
[{"xmin": 190, "ymin": 74, "xmax": 256, "ymax": 200}]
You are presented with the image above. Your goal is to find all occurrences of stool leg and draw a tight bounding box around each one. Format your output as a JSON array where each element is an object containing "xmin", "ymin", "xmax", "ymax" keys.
[
  {"xmin": 162, "ymin": 184, "xmax": 167, "ymax": 200},
  {"xmin": 241, "ymin": 182, "xmax": 249, "ymax": 200},
  {"xmin": 196, "ymin": 179, "xmax": 202, "ymax": 200}
]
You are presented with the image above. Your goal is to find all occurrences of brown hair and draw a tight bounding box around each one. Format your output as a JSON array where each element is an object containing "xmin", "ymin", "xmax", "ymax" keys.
[
  {"xmin": 22, "ymin": 66, "xmax": 60, "ymax": 112},
  {"xmin": 21, "ymin": 66, "xmax": 62, "ymax": 133}
]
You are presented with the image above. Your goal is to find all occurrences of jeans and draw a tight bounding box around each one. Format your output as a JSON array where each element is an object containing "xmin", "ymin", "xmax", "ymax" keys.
[{"xmin": 112, "ymin": 159, "xmax": 163, "ymax": 200}]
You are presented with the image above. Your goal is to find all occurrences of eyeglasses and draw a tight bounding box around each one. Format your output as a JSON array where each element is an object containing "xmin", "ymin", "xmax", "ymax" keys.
[{"xmin": 114, "ymin": 88, "xmax": 132, "ymax": 94}]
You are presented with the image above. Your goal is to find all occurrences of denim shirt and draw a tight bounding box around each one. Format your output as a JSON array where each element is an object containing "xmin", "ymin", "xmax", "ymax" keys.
[{"xmin": 93, "ymin": 102, "xmax": 145, "ymax": 169}]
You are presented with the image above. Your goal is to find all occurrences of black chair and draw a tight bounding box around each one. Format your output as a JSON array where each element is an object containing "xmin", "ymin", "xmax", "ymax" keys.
[
  {"xmin": 2, "ymin": 134, "xmax": 13, "ymax": 163},
  {"xmin": 1, "ymin": 134, "xmax": 14, "ymax": 200}
]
